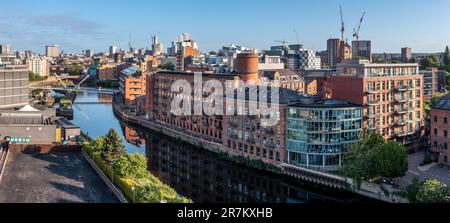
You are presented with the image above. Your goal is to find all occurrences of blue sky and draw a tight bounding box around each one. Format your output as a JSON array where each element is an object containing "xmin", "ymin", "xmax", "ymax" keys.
[{"xmin": 1, "ymin": 0, "xmax": 449, "ymax": 54}]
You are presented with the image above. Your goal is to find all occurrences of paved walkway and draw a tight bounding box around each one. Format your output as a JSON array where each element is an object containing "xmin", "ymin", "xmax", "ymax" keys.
[
  {"xmin": 0, "ymin": 152, "xmax": 118, "ymax": 203},
  {"xmin": 395, "ymin": 151, "xmax": 450, "ymax": 189}
]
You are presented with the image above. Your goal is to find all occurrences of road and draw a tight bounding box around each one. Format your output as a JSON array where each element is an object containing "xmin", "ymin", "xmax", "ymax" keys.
[
  {"xmin": 0, "ymin": 152, "xmax": 118, "ymax": 203},
  {"xmin": 395, "ymin": 151, "xmax": 450, "ymax": 189}
]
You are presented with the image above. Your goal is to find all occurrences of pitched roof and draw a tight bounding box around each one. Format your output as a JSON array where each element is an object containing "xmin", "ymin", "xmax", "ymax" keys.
[{"xmin": 432, "ymin": 94, "xmax": 450, "ymax": 110}]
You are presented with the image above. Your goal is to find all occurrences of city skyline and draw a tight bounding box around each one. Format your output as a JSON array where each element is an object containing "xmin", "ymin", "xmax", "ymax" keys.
[{"xmin": 1, "ymin": 0, "xmax": 449, "ymax": 54}]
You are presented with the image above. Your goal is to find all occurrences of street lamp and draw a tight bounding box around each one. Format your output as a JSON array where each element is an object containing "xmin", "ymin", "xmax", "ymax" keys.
[{"xmin": 131, "ymin": 186, "xmax": 136, "ymax": 203}]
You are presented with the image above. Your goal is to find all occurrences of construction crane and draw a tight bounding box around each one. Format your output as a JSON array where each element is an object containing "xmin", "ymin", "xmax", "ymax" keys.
[
  {"xmin": 128, "ymin": 35, "xmax": 136, "ymax": 52},
  {"xmin": 353, "ymin": 11, "xmax": 366, "ymax": 41},
  {"xmin": 293, "ymin": 29, "xmax": 302, "ymax": 46},
  {"xmin": 274, "ymin": 40, "xmax": 289, "ymax": 46},
  {"xmin": 340, "ymin": 4, "xmax": 345, "ymax": 41}
]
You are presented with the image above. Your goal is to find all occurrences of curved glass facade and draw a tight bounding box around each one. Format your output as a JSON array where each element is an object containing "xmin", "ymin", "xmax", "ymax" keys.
[{"xmin": 286, "ymin": 105, "xmax": 362, "ymax": 169}]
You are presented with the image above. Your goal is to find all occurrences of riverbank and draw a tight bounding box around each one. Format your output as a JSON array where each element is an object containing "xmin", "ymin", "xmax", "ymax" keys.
[{"xmin": 111, "ymin": 97, "xmax": 408, "ymax": 203}]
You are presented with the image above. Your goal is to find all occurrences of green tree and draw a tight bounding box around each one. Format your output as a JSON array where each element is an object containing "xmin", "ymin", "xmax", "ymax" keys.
[
  {"xmin": 138, "ymin": 185, "xmax": 162, "ymax": 202},
  {"xmin": 420, "ymin": 55, "xmax": 440, "ymax": 70},
  {"xmin": 158, "ymin": 62, "xmax": 175, "ymax": 71},
  {"xmin": 444, "ymin": 46, "xmax": 450, "ymax": 67},
  {"xmin": 416, "ymin": 179, "xmax": 450, "ymax": 203},
  {"xmin": 101, "ymin": 128, "xmax": 126, "ymax": 164},
  {"xmin": 113, "ymin": 154, "xmax": 149, "ymax": 179},
  {"xmin": 341, "ymin": 133, "xmax": 384, "ymax": 186},
  {"xmin": 373, "ymin": 141, "xmax": 408, "ymax": 178},
  {"xmin": 91, "ymin": 136, "xmax": 106, "ymax": 153},
  {"xmin": 405, "ymin": 177, "xmax": 422, "ymax": 203},
  {"xmin": 342, "ymin": 133, "xmax": 408, "ymax": 187}
]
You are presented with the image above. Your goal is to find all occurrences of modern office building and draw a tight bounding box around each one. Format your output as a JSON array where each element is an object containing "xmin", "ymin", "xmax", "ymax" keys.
[
  {"xmin": 401, "ymin": 47, "xmax": 412, "ymax": 63},
  {"xmin": 419, "ymin": 67, "xmax": 447, "ymax": 100},
  {"xmin": 286, "ymin": 96, "xmax": 362, "ymax": 169},
  {"xmin": 26, "ymin": 56, "xmax": 50, "ymax": 77},
  {"xmin": 45, "ymin": 45, "xmax": 60, "ymax": 57},
  {"xmin": 352, "ymin": 40, "xmax": 372, "ymax": 61},
  {"xmin": 430, "ymin": 94, "xmax": 450, "ymax": 165},
  {"xmin": 0, "ymin": 44, "xmax": 12, "ymax": 55},
  {"xmin": 286, "ymin": 49, "xmax": 321, "ymax": 71},
  {"xmin": 331, "ymin": 60, "xmax": 423, "ymax": 147},
  {"xmin": 0, "ymin": 65, "xmax": 29, "ymax": 109}
]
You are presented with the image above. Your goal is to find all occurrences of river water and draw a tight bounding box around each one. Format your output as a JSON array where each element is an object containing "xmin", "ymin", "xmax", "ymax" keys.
[{"xmin": 70, "ymin": 91, "xmax": 377, "ymax": 203}]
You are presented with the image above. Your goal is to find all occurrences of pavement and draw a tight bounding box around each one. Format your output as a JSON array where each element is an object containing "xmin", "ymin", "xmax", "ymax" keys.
[
  {"xmin": 395, "ymin": 151, "xmax": 450, "ymax": 189},
  {"xmin": 0, "ymin": 152, "xmax": 118, "ymax": 203}
]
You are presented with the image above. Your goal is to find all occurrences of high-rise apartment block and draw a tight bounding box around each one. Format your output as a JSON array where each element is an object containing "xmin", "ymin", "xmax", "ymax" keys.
[
  {"xmin": 401, "ymin": 47, "xmax": 412, "ymax": 63},
  {"xmin": 420, "ymin": 67, "xmax": 447, "ymax": 100},
  {"xmin": 352, "ymin": 40, "xmax": 372, "ymax": 61},
  {"xmin": 26, "ymin": 56, "xmax": 50, "ymax": 77},
  {"xmin": 327, "ymin": 39, "xmax": 351, "ymax": 68},
  {"xmin": 331, "ymin": 60, "xmax": 423, "ymax": 147},
  {"xmin": 109, "ymin": 45, "xmax": 118, "ymax": 57},
  {"xmin": 45, "ymin": 45, "xmax": 60, "ymax": 57}
]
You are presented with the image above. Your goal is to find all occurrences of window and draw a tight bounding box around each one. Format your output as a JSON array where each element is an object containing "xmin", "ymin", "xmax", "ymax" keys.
[
  {"xmin": 434, "ymin": 116, "xmax": 438, "ymax": 122},
  {"xmin": 445, "ymin": 131, "xmax": 448, "ymax": 138},
  {"xmin": 434, "ymin": 128, "xmax": 438, "ymax": 135},
  {"xmin": 434, "ymin": 141, "xmax": 438, "ymax": 147},
  {"xmin": 445, "ymin": 143, "xmax": 448, "ymax": 150},
  {"xmin": 445, "ymin": 156, "xmax": 448, "ymax": 163},
  {"xmin": 445, "ymin": 117, "xmax": 448, "ymax": 124}
]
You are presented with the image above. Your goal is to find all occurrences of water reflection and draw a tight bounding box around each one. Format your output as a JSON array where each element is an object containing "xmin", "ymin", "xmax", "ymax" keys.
[
  {"xmin": 121, "ymin": 122, "xmax": 376, "ymax": 203},
  {"xmin": 71, "ymin": 91, "xmax": 377, "ymax": 203}
]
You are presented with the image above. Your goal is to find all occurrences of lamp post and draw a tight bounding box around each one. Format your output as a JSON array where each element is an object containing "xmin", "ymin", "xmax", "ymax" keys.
[{"xmin": 131, "ymin": 186, "xmax": 136, "ymax": 203}]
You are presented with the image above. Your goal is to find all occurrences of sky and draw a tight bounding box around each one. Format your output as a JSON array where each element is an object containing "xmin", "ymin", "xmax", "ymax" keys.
[{"xmin": 1, "ymin": 0, "xmax": 449, "ymax": 54}]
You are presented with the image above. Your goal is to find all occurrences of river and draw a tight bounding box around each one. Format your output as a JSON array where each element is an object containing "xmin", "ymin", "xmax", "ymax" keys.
[{"xmin": 70, "ymin": 91, "xmax": 378, "ymax": 203}]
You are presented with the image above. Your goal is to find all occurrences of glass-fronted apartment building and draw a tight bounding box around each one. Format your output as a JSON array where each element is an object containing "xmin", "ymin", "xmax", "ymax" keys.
[{"xmin": 286, "ymin": 96, "xmax": 362, "ymax": 169}]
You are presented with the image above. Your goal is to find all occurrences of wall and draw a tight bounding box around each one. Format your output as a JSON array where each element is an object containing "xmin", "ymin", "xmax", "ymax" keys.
[{"xmin": 0, "ymin": 125, "xmax": 56, "ymax": 144}]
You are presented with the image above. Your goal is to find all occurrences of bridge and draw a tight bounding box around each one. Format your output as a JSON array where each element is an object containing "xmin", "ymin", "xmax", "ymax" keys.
[{"xmin": 30, "ymin": 86, "xmax": 118, "ymax": 95}]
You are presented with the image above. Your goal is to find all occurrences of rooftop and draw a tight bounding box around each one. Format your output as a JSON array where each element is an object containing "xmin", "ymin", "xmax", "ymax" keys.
[
  {"xmin": 432, "ymin": 94, "xmax": 450, "ymax": 110},
  {"xmin": 289, "ymin": 95, "xmax": 361, "ymax": 109}
]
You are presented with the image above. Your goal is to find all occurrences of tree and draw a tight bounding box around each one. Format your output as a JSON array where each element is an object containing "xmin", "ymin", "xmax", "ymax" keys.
[
  {"xmin": 342, "ymin": 133, "xmax": 409, "ymax": 187},
  {"xmin": 373, "ymin": 141, "xmax": 408, "ymax": 178},
  {"xmin": 101, "ymin": 128, "xmax": 126, "ymax": 164},
  {"xmin": 158, "ymin": 62, "xmax": 175, "ymax": 71},
  {"xmin": 341, "ymin": 133, "xmax": 384, "ymax": 186},
  {"xmin": 405, "ymin": 177, "xmax": 422, "ymax": 203},
  {"xmin": 138, "ymin": 184, "xmax": 162, "ymax": 202},
  {"xmin": 416, "ymin": 179, "xmax": 450, "ymax": 203},
  {"xmin": 420, "ymin": 55, "xmax": 440, "ymax": 70},
  {"xmin": 444, "ymin": 46, "xmax": 450, "ymax": 67},
  {"xmin": 113, "ymin": 154, "xmax": 149, "ymax": 179}
]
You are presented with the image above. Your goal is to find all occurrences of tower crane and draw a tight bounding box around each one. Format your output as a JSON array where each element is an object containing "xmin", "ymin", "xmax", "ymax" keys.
[
  {"xmin": 340, "ymin": 4, "xmax": 345, "ymax": 42},
  {"xmin": 353, "ymin": 11, "xmax": 366, "ymax": 41}
]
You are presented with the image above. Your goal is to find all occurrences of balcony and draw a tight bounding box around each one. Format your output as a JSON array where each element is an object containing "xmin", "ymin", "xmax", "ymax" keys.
[
  {"xmin": 396, "ymin": 120, "xmax": 408, "ymax": 126},
  {"xmin": 395, "ymin": 97, "xmax": 409, "ymax": 103},
  {"xmin": 366, "ymin": 100, "xmax": 380, "ymax": 106},
  {"xmin": 264, "ymin": 128, "xmax": 275, "ymax": 135},
  {"xmin": 395, "ymin": 109, "xmax": 408, "ymax": 115},
  {"xmin": 396, "ymin": 86, "xmax": 410, "ymax": 92},
  {"xmin": 366, "ymin": 88, "xmax": 380, "ymax": 94},
  {"xmin": 367, "ymin": 112, "xmax": 380, "ymax": 119}
]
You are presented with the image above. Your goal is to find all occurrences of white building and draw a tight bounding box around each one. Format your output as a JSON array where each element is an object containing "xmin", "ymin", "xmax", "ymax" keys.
[
  {"xmin": 26, "ymin": 56, "xmax": 50, "ymax": 77},
  {"xmin": 258, "ymin": 55, "xmax": 285, "ymax": 70},
  {"xmin": 0, "ymin": 44, "xmax": 12, "ymax": 55}
]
